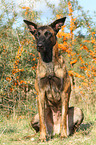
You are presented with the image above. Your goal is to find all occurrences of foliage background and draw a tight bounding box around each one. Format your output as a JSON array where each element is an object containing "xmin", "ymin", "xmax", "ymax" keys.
[{"xmin": 0, "ymin": 0, "xmax": 96, "ymax": 144}]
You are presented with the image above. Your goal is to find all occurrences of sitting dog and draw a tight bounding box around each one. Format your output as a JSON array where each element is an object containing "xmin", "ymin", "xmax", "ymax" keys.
[{"xmin": 24, "ymin": 17, "xmax": 84, "ymax": 141}]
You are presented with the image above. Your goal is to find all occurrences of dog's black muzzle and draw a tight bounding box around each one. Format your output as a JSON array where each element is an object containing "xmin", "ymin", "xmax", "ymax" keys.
[
  {"xmin": 37, "ymin": 42, "xmax": 46, "ymax": 52},
  {"xmin": 37, "ymin": 36, "xmax": 46, "ymax": 52}
]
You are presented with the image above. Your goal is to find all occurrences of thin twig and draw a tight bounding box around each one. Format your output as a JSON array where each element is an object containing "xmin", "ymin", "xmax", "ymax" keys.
[
  {"xmin": 0, "ymin": 128, "xmax": 6, "ymax": 137},
  {"xmin": 16, "ymin": 29, "xmax": 22, "ymax": 48}
]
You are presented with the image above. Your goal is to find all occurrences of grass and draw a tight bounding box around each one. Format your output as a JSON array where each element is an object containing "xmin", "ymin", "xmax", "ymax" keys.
[{"xmin": 0, "ymin": 108, "xmax": 96, "ymax": 145}]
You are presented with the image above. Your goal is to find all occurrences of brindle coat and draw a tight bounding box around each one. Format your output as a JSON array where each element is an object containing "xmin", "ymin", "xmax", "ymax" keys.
[{"xmin": 24, "ymin": 17, "xmax": 83, "ymax": 141}]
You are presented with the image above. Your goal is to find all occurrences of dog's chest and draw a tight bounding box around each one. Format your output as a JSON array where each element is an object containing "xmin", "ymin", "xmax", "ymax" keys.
[{"xmin": 38, "ymin": 62, "xmax": 64, "ymax": 102}]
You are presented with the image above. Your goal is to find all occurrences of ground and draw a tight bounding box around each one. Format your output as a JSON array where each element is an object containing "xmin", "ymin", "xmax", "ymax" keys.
[{"xmin": 0, "ymin": 109, "xmax": 96, "ymax": 145}]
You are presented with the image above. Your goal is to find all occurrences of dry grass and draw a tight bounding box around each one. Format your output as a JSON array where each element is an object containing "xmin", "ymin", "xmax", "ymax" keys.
[{"xmin": 0, "ymin": 102, "xmax": 96, "ymax": 145}]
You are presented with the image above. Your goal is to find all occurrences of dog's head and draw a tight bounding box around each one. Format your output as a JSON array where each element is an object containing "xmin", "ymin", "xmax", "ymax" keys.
[{"xmin": 24, "ymin": 17, "xmax": 66, "ymax": 62}]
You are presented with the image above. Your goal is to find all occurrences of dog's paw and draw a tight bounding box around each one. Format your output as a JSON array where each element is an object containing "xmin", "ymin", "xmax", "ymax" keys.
[
  {"xmin": 39, "ymin": 133, "xmax": 46, "ymax": 142},
  {"xmin": 60, "ymin": 132, "xmax": 67, "ymax": 139},
  {"xmin": 39, "ymin": 137, "xmax": 46, "ymax": 142}
]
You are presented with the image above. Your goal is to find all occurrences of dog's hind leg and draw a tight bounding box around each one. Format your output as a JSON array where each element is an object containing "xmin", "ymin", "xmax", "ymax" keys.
[
  {"xmin": 67, "ymin": 107, "xmax": 84, "ymax": 136},
  {"xmin": 31, "ymin": 107, "xmax": 84, "ymax": 136},
  {"xmin": 31, "ymin": 113, "xmax": 40, "ymax": 133}
]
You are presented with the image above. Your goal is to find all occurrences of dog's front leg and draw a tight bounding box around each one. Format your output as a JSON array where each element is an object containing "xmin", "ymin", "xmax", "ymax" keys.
[
  {"xmin": 37, "ymin": 90, "xmax": 46, "ymax": 141},
  {"xmin": 60, "ymin": 92, "xmax": 69, "ymax": 138}
]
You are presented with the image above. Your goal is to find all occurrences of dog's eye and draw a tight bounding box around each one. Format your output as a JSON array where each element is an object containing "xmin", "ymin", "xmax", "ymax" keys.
[
  {"xmin": 44, "ymin": 31, "xmax": 52, "ymax": 38},
  {"xmin": 35, "ymin": 32, "xmax": 40, "ymax": 38}
]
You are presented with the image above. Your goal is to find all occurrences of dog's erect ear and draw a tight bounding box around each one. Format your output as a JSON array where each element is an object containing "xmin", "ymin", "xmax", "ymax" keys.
[
  {"xmin": 23, "ymin": 20, "xmax": 37, "ymax": 35},
  {"xmin": 49, "ymin": 17, "xmax": 66, "ymax": 34}
]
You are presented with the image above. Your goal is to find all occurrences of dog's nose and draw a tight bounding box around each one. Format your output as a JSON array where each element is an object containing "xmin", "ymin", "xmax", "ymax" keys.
[
  {"xmin": 37, "ymin": 43, "xmax": 43, "ymax": 52},
  {"xmin": 37, "ymin": 43, "xmax": 43, "ymax": 48},
  {"xmin": 37, "ymin": 43, "xmax": 45, "ymax": 52}
]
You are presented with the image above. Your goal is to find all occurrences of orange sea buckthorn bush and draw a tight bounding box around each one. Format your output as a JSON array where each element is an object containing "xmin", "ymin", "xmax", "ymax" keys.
[{"xmin": 55, "ymin": 1, "xmax": 96, "ymax": 111}]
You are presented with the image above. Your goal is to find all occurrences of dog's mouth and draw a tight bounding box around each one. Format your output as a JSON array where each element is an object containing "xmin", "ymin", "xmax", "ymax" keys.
[{"xmin": 37, "ymin": 46, "xmax": 46, "ymax": 53}]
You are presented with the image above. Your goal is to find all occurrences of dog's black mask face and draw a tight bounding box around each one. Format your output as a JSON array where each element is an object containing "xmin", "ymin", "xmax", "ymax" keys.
[
  {"xmin": 34, "ymin": 26, "xmax": 56, "ymax": 63},
  {"xmin": 35, "ymin": 26, "xmax": 53, "ymax": 53},
  {"xmin": 24, "ymin": 17, "xmax": 66, "ymax": 63}
]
